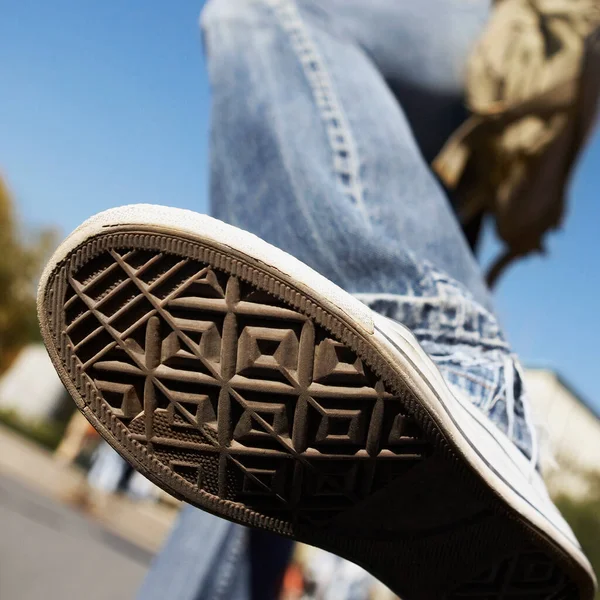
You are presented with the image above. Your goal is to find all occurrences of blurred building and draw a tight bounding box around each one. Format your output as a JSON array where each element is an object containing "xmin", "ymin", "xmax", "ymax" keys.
[
  {"xmin": 0, "ymin": 343, "xmax": 70, "ymax": 421},
  {"xmin": 525, "ymin": 368, "xmax": 600, "ymax": 499}
]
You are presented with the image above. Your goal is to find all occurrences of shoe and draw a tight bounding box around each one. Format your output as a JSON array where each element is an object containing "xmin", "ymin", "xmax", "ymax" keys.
[{"xmin": 38, "ymin": 204, "xmax": 596, "ymax": 599}]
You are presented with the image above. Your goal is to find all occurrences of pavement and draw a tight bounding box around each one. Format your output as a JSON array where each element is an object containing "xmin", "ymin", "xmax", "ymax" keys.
[
  {"xmin": 0, "ymin": 424, "xmax": 180, "ymax": 600},
  {"xmin": 0, "ymin": 473, "xmax": 149, "ymax": 600}
]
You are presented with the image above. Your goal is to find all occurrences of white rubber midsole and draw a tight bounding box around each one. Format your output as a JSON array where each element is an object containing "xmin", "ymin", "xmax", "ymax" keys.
[{"xmin": 38, "ymin": 203, "xmax": 594, "ymax": 586}]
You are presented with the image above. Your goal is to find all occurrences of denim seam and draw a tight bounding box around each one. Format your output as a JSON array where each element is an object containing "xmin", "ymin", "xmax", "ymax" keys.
[
  {"xmin": 247, "ymin": 13, "xmax": 350, "ymax": 286},
  {"xmin": 263, "ymin": 0, "xmax": 367, "ymax": 214}
]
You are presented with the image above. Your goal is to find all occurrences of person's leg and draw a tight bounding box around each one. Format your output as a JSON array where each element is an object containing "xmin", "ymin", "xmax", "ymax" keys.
[
  {"xmin": 201, "ymin": 0, "xmax": 535, "ymax": 461},
  {"xmin": 203, "ymin": 0, "xmax": 488, "ymax": 305},
  {"xmin": 39, "ymin": 0, "xmax": 594, "ymax": 595},
  {"xmin": 139, "ymin": 505, "xmax": 294, "ymax": 600},
  {"xmin": 137, "ymin": 505, "xmax": 251, "ymax": 600},
  {"xmin": 138, "ymin": 2, "xmax": 532, "ymax": 597}
]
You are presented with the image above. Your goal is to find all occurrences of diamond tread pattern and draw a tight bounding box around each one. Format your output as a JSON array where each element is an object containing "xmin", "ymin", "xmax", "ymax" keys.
[{"xmin": 64, "ymin": 246, "xmax": 428, "ymax": 525}]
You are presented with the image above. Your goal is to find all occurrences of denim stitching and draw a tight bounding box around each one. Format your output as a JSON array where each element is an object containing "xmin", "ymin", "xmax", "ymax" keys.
[{"xmin": 263, "ymin": 0, "xmax": 367, "ymax": 213}]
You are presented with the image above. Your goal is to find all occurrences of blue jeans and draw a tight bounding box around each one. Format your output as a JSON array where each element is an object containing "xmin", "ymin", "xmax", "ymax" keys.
[{"xmin": 138, "ymin": 0, "xmax": 539, "ymax": 598}]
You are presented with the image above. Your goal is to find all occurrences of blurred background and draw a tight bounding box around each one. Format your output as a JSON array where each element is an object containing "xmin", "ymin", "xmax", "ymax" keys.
[{"xmin": 1, "ymin": 2, "xmax": 599, "ymax": 599}]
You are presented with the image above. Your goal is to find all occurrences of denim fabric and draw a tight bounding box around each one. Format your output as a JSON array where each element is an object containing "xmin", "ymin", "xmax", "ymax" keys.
[
  {"xmin": 202, "ymin": 0, "xmax": 492, "ymax": 310},
  {"xmin": 201, "ymin": 0, "xmax": 536, "ymax": 464},
  {"xmin": 139, "ymin": 0, "xmax": 539, "ymax": 597},
  {"xmin": 138, "ymin": 505, "xmax": 293, "ymax": 600},
  {"xmin": 138, "ymin": 505, "xmax": 251, "ymax": 600}
]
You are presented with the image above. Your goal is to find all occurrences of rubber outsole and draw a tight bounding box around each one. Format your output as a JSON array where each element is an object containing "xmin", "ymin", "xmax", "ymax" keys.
[{"xmin": 39, "ymin": 227, "xmax": 589, "ymax": 600}]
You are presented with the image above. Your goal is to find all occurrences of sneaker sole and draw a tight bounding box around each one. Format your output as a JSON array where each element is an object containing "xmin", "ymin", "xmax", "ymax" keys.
[{"xmin": 38, "ymin": 206, "xmax": 595, "ymax": 599}]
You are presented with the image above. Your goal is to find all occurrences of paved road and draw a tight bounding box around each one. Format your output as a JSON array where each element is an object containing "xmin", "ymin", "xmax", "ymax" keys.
[{"xmin": 0, "ymin": 473, "xmax": 152, "ymax": 600}]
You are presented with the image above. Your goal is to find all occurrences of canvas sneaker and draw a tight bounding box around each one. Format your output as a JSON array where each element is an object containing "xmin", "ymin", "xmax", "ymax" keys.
[{"xmin": 38, "ymin": 205, "xmax": 596, "ymax": 599}]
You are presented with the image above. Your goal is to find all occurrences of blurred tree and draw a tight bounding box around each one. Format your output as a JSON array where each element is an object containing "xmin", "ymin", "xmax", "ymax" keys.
[
  {"xmin": 0, "ymin": 176, "xmax": 56, "ymax": 374},
  {"xmin": 555, "ymin": 473, "xmax": 600, "ymax": 600}
]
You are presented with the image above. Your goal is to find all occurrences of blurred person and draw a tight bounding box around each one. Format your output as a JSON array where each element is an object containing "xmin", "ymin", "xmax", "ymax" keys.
[
  {"xmin": 37, "ymin": 0, "xmax": 599, "ymax": 599},
  {"xmin": 88, "ymin": 442, "xmax": 159, "ymax": 501},
  {"xmin": 54, "ymin": 410, "xmax": 98, "ymax": 465},
  {"xmin": 87, "ymin": 442, "xmax": 131, "ymax": 494}
]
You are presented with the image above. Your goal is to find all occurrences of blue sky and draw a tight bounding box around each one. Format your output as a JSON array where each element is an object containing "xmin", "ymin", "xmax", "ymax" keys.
[{"xmin": 2, "ymin": 1, "xmax": 599, "ymax": 414}]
